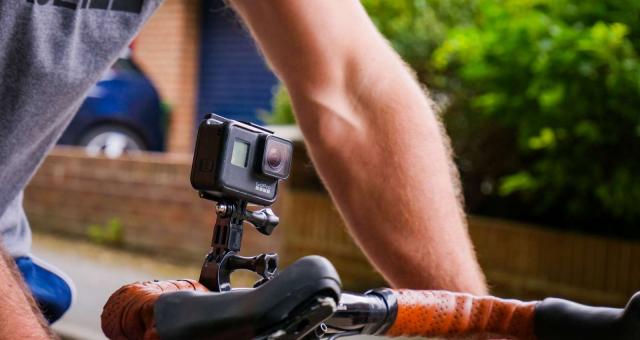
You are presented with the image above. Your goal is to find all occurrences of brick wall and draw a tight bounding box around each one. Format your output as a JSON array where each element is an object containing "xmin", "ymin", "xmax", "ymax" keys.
[
  {"xmin": 135, "ymin": 0, "xmax": 202, "ymax": 154},
  {"xmin": 25, "ymin": 147, "xmax": 281, "ymax": 262}
]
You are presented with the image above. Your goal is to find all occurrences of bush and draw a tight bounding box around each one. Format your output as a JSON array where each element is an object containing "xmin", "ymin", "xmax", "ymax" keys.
[
  {"xmin": 434, "ymin": 0, "xmax": 640, "ymax": 234},
  {"xmin": 267, "ymin": 0, "xmax": 640, "ymax": 235},
  {"xmin": 362, "ymin": 0, "xmax": 477, "ymax": 82},
  {"xmin": 264, "ymin": 85, "xmax": 295, "ymax": 125}
]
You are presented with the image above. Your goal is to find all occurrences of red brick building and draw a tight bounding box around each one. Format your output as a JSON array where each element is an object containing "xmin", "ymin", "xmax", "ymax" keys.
[{"xmin": 135, "ymin": 0, "xmax": 279, "ymax": 154}]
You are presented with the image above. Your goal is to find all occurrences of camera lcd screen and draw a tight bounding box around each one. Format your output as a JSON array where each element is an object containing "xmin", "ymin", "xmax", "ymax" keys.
[{"xmin": 231, "ymin": 140, "xmax": 249, "ymax": 168}]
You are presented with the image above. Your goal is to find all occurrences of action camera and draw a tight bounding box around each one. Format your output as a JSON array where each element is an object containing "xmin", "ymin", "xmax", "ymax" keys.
[{"xmin": 190, "ymin": 113, "xmax": 293, "ymax": 206}]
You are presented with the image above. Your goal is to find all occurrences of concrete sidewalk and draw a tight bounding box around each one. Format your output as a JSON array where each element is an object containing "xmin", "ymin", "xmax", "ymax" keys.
[
  {"xmin": 32, "ymin": 233, "xmax": 389, "ymax": 340},
  {"xmin": 32, "ymin": 233, "xmax": 202, "ymax": 339}
]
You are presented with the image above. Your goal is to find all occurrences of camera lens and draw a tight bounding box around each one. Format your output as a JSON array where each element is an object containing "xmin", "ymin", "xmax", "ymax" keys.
[
  {"xmin": 262, "ymin": 136, "xmax": 292, "ymax": 179},
  {"xmin": 267, "ymin": 148, "xmax": 283, "ymax": 169}
]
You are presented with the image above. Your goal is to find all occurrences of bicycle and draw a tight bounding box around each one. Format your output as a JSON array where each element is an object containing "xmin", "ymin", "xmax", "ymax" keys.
[{"xmin": 101, "ymin": 114, "xmax": 640, "ymax": 340}]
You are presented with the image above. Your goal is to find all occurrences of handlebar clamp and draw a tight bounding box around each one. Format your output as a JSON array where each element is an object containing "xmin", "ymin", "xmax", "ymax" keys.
[{"xmin": 198, "ymin": 199, "xmax": 281, "ymax": 292}]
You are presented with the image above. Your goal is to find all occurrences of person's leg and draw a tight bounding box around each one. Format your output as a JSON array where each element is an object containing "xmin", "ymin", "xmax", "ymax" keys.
[
  {"xmin": 0, "ymin": 244, "xmax": 54, "ymax": 339},
  {"xmin": 1, "ymin": 191, "xmax": 74, "ymax": 323},
  {"xmin": 15, "ymin": 255, "xmax": 75, "ymax": 323}
]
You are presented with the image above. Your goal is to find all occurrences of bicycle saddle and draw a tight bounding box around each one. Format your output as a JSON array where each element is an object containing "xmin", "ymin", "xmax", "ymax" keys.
[{"xmin": 154, "ymin": 255, "xmax": 342, "ymax": 340}]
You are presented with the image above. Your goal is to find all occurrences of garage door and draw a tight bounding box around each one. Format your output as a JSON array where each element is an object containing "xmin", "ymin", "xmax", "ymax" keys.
[{"xmin": 197, "ymin": 0, "xmax": 279, "ymax": 124}]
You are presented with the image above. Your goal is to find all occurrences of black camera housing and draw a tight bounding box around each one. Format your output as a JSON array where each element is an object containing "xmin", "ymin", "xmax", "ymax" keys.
[{"xmin": 191, "ymin": 113, "xmax": 293, "ymax": 206}]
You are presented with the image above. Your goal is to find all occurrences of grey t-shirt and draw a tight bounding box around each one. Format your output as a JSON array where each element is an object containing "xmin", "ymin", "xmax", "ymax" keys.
[{"xmin": 0, "ymin": 0, "xmax": 162, "ymax": 256}]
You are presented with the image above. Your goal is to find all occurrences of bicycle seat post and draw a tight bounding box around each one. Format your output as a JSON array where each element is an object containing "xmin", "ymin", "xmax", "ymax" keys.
[{"xmin": 197, "ymin": 192, "xmax": 280, "ymax": 292}]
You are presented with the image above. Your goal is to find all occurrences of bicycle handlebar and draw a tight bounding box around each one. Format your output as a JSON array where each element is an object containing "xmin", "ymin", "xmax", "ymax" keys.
[
  {"xmin": 101, "ymin": 279, "xmax": 209, "ymax": 340},
  {"xmin": 383, "ymin": 290, "xmax": 536, "ymax": 339},
  {"xmin": 533, "ymin": 293, "xmax": 640, "ymax": 340},
  {"xmin": 101, "ymin": 256, "xmax": 640, "ymax": 340}
]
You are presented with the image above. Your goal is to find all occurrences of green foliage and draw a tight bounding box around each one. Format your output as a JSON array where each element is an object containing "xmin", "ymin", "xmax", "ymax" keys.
[
  {"xmin": 434, "ymin": 0, "xmax": 640, "ymax": 231},
  {"xmin": 499, "ymin": 171, "xmax": 538, "ymax": 196},
  {"xmin": 264, "ymin": 85, "xmax": 296, "ymax": 125},
  {"xmin": 266, "ymin": 0, "xmax": 640, "ymax": 233},
  {"xmin": 362, "ymin": 0, "xmax": 477, "ymax": 80},
  {"xmin": 87, "ymin": 218, "xmax": 124, "ymax": 246}
]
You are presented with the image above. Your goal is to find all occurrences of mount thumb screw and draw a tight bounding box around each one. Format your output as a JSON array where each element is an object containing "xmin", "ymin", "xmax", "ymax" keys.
[
  {"xmin": 216, "ymin": 203, "xmax": 232, "ymax": 217},
  {"xmin": 245, "ymin": 208, "xmax": 279, "ymax": 235}
]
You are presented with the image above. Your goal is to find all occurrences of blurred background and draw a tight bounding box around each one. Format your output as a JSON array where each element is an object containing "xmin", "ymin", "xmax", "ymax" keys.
[{"xmin": 24, "ymin": 0, "xmax": 640, "ymax": 338}]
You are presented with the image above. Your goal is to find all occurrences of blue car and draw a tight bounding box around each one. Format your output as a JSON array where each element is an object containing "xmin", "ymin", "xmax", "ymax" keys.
[{"xmin": 58, "ymin": 58, "xmax": 167, "ymax": 157}]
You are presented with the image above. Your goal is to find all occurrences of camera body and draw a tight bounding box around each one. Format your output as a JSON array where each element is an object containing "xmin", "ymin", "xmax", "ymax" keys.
[{"xmin": 191, "ymin": 113, "xmax": 293, "ymax": 206}]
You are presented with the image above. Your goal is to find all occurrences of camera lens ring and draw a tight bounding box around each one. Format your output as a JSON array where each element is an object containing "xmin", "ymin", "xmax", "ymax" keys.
[{"xmin": 262, "ymin": 136, "xmax": 292, "ymax": 179}]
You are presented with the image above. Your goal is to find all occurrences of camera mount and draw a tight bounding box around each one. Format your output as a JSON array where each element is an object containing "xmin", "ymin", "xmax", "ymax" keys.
[{"xmin": 198, "ymin": 191, "xmax": 280, "ymax": 292}]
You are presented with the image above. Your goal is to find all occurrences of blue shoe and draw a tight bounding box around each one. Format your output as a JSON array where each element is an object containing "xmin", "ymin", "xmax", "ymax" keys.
[{"xmin": 14, "ymin": 255, "xmax": 76, "ymax": 323}]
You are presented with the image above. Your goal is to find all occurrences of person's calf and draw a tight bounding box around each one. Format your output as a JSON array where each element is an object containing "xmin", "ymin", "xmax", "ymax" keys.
[{"xmin": 0, "ymin": 244, "xmax": 55, "ymax": 339}]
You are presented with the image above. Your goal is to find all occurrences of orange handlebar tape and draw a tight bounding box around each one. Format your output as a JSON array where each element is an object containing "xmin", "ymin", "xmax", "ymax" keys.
[{"xmin": 385, "ymin": 290, "xmax": 537, "ymax": 339}]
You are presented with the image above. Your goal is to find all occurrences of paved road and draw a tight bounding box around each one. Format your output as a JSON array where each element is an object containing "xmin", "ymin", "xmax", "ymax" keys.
[{"xmin": 32, "ymin": 233, "xmax": 397, "ymax": 340}]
